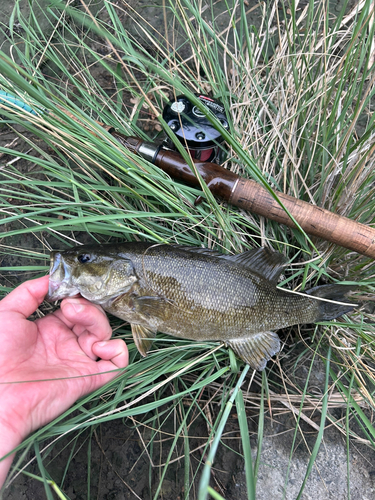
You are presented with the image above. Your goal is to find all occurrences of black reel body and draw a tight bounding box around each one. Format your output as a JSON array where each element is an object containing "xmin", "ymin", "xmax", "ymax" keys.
[{"xmin": 162, "ymin": 94, "xmax": 228, "ymax": 164}]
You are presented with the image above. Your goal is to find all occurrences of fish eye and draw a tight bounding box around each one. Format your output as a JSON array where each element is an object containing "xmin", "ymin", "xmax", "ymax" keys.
[{"xmin": 77, "ymin": 253, "xmax": 92, "ymax": 264}]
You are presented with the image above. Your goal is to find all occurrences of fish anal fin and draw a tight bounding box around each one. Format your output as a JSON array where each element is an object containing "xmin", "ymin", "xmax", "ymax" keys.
[
  {"xmin": 131, "ymin": 324, "xmax": 156, "ymax": 357},
  {"xmin": 225, "ymin": 331, "xmax": 280, "ymax": 370},
  {"xmin": 224, "ymin": 247, "xmax": 287, "ymax": 284}
]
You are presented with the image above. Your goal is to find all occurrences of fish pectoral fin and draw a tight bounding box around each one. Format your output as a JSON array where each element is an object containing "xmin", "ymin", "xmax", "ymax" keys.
[
  {"xmin": 133, "ymin": 295, "xmax": 171, "ymax": 320},
  {"xmin": 225, "ymin": 331, "xmax": 280, "ymax": 371},
  {"xmin": 131, "ymin": 324, "xmax": 156, "ymax": 357}
]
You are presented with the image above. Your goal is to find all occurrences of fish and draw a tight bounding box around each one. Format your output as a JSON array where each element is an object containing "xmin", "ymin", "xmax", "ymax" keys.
[{"xmin": 46, "ymin": 242, "xmax": 356, "ymax": 370}]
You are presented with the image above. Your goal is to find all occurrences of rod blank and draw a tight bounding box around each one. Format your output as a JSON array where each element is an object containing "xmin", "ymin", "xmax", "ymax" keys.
[{"xmin": 111, "ymin": 132, "xmax": 375, "ymax": 259}]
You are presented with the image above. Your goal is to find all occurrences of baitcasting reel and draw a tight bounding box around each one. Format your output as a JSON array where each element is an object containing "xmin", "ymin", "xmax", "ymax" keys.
[{"xmin": 162, "ymin": 94, "xmax": 228, "ymax": 164}]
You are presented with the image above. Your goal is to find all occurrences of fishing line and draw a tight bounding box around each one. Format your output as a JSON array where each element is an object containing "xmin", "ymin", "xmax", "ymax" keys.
[{"xmin": 276, "ymin": 286, "xmax": 357, "ymax": 307}]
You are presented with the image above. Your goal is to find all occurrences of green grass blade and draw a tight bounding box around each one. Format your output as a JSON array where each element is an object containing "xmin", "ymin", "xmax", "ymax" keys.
[
  {"xmin": 295, "ymin": 346, "xmax": 332, "ymax": 500},
  {"xmin": 198, "ymin": 365, "xmax": 250, "ymax": 500},
  {"xmin": 235, "ymin": 388, "xmax": 256, "ymax": 500}
]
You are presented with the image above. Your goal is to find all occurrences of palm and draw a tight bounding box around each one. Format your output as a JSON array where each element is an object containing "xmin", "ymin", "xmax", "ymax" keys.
[{"xmin": 0, "ymin": 276, "xmax": 128, "ymax": 440}]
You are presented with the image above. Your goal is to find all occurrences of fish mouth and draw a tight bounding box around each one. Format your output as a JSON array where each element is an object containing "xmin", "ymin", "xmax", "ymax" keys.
[{"xmin": 46, "ymin": 251, "xmax": 79, "ymax": 301}]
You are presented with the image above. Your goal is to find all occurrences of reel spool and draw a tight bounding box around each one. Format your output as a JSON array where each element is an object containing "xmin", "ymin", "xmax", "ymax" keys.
[{"xmin": 162, "ymin": 94, "xmax": 228, "ymax": 164}]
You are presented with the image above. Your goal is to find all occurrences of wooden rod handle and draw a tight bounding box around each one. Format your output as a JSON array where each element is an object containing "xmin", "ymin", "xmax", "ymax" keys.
[
  {"xmin": 109, "ymin": 132, "xmax": 375, "ymax": 258},
  {"xmin": 230, "ymin": 177, "xmax": 375, "ymax": 258}
]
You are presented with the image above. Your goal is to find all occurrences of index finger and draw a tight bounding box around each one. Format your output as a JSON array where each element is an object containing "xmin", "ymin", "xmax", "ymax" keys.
[
  {"xmin": 57, "ymin": 297, "xmax": 113, "ymax": 359},
  {"xmin": 0, "ymin": 276, "xmax": 49, "ymax": 317},
  {"xmin": 58, "ymin": 298, "xmax": 112, "ymax": 340}
]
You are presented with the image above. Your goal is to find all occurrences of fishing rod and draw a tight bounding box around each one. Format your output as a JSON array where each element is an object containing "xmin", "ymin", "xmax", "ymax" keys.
[
  {"xmin": 110, "ymin": 129, "xmax": 375, "ymax": 259},
  {"xmin": 1, "ymin": 90, "xmax": 375, "ymax": 258},
  {"xmin": 108, "ymin": 94, "xmax": 375, "ymax": 259}
]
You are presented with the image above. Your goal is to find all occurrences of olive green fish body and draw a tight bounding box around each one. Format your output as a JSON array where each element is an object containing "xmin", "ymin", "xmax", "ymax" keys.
[
  {"xmin": 47, "ymin": 243, "xmax": 355, "ymax": 370},
  {"xmin": 105, "ymin": 248, "xmax": 316, "ymax": 338}
]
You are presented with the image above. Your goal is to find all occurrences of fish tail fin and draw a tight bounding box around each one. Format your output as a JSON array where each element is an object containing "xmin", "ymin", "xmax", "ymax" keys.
[{"xmin": 306, "ymin": 284, "xmax": 357, "ymax": 321}]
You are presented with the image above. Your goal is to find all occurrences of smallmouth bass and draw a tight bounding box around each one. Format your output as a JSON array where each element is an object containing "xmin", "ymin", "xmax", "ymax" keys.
[{"xmin": 46, "ymin": 243, "xmax": 355, "ymax": 370}]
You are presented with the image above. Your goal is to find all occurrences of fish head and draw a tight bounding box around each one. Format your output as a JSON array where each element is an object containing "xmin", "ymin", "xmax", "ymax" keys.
[{"xmin": 46, "ymin": 245, "xmax": 137, "ymax": 304}]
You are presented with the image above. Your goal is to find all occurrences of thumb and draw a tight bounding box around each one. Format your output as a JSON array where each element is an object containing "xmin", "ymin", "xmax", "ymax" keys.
[{"xmin": 0, "ymin": 276, "xmax": 49, "ymax": 317}]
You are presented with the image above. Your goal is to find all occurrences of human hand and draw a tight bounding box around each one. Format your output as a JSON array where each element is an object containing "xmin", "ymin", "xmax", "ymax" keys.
[{"xmin": 0, "ymin": 275, "xmax": 128, "ymax": 487}]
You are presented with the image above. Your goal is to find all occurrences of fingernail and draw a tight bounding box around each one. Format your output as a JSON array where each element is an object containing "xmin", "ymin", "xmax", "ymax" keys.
[
  {"xmin": 96, "ymin": 341, "xmax": 107, "ymax": 347},
  {"xmin": 65, "ymin": 298, "xmax": 84, "ymax": 313}
]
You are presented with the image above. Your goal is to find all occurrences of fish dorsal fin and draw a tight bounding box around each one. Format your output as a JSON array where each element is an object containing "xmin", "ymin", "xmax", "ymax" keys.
[
  {"xmin": 223, "ymin": 247, "xmax": 287, "ymax": 284},
  {"xmin": 131, "ymin": 324, "xmax": 156, "ymax": 357},
  {"xmin": 225, "ymin": 331, "xmax": 281, "ymax": 371},
  {"xmin": 169, "ymin": 245, "xmax": 224, "ymax": 257},
  {"xmin": 170, "ymin": 245, "xmax": 286, "ymax": 283}
]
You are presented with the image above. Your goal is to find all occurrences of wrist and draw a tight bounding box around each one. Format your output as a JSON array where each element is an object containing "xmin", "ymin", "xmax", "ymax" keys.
[
  {"xmin": 0, "ymin": 418, "xmax": 24, "ymax": 490},
  {"xmin": 0, "ymin": 389, "xmax": 30, "ymax": 490}
]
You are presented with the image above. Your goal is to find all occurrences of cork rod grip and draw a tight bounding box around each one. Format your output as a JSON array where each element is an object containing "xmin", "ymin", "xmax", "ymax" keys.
[
  {"xmin": 109, "ymin": 132, "xmax": 375, "ymax": 258},
  {"xmin": 230, "ymin": 178, "xmax": 375, "ymax": 258}
]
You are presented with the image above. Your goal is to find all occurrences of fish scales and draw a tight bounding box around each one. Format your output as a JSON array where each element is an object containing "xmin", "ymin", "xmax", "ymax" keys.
[
  {"xmin": 110, "ymin": 248, "xmax": 315, "ymax": 338},
  {"xmin": 46, "ymin": 242, "xmax": 355, "ymax": 370}
]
